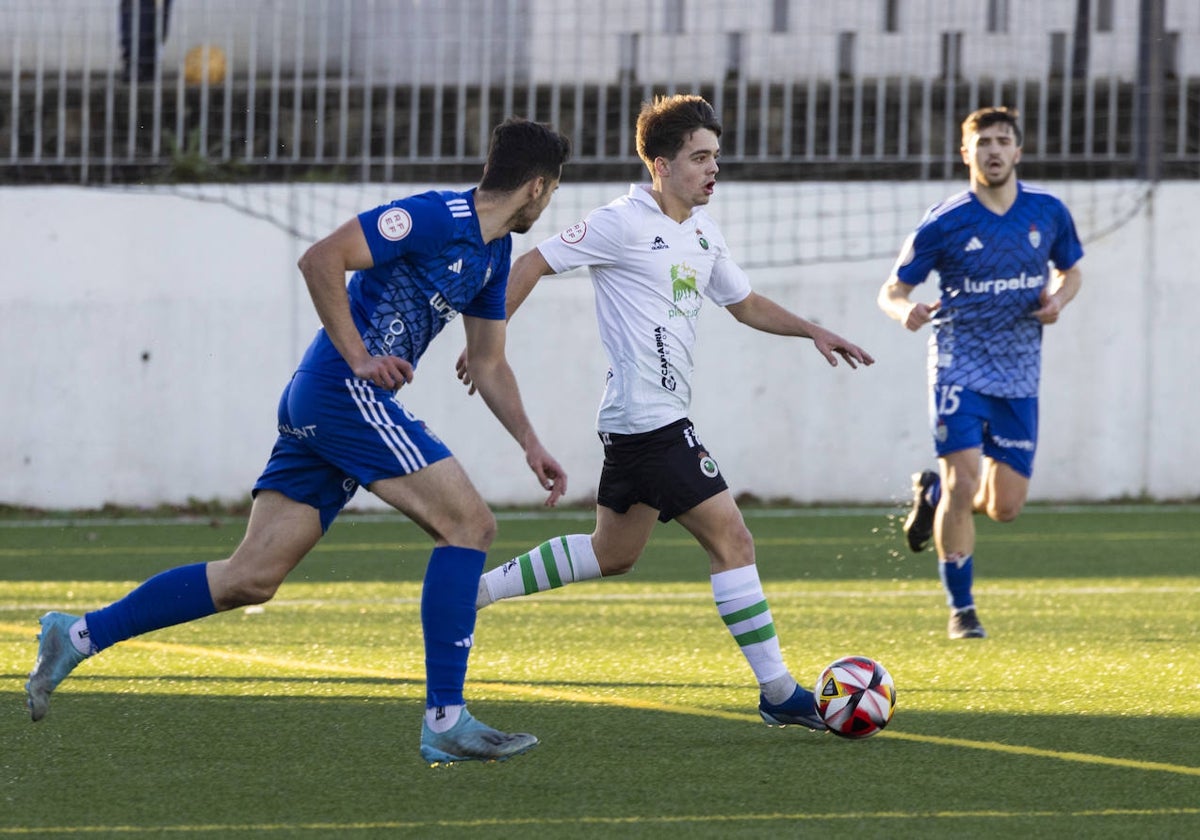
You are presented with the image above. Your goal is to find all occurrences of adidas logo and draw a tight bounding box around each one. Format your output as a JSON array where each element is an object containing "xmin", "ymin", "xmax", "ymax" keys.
[
  {"xmin": 453, "ymin": 634, "xmax": 474, "ymax": 649},
  {"xmin": 965, "ymin": 237, "xmax": 984, "ymax": 252},
  {"xmin": 448, "ymin": 259, "xmax": 463, "ymax": 273}
]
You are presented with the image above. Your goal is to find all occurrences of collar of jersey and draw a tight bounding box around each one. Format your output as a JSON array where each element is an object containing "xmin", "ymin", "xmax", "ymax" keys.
[{"xmin": 628, "ymin": 183, "xmax": 700, "ymax": 222}]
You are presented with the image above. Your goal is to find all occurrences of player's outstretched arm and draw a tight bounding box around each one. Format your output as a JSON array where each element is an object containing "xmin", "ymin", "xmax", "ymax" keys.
[
  {"xmin": 505, "ymin": 248, "xmax": 557, "ymax": 321},
  {"xmin": 726, "ymin": 291, "xmax": 875, "ymax": 369},
  {"xmin": 461, "ymin": 314, "xmax": 567, "ymax": 506}
]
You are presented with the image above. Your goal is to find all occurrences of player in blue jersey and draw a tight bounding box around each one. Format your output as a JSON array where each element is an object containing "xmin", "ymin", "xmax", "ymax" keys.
[
  {"xmin": 877, "ymin": 107, "xmax": 1083, "ymax": 639},
  {"xmin": 25, "ymin": 117, "xmax": 572, "ymax": 765}
]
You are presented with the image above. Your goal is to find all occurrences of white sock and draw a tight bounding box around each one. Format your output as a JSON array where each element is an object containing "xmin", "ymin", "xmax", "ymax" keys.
[
  {"xmin": 68, "ymin": 618, "xmax": 94, "ymax": 656},
  {"xmin": 760, "ymin": 673, "xmax": 800, "ymax": 706},
  {"xmin": 425, "ymin": 704, "xmax": 464, "ymax": 733},
  {"xmin": 712, "ymin": 565, "xmax": 791, "ymax": 695},
  {"xmin": 477, "ymin": 534, "xmax": 601, "ymax": 608}
]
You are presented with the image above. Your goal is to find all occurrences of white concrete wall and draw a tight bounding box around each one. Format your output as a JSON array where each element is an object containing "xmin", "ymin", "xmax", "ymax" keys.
[{"xmin": 1, "ymin": 181, "xmax": 1197, "ymax": 510}]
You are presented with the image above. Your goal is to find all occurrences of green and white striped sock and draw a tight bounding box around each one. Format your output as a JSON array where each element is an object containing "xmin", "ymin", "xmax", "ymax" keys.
[
  {"xmin": 713, "ymin": 565, "xmax": 793, "ymax": 700},
  {"xmin": 477, "ymin": 534, "xmax": 601, "ymax": 608}
]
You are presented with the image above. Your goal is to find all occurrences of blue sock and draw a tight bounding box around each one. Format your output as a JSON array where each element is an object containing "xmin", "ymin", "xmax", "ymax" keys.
[
  {"xmin": 421, "ymin": 546, "xmax": 486, "ymax": 709},
  {"xmin": 85, "ymin": 562, "xmax": 217, "ymax": 652},
  {"xmin": 938, "ymin": 555, "xmax": 974, "ymax": 611}
]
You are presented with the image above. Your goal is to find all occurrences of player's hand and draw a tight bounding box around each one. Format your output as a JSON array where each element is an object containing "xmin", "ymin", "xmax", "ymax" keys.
[
  {"xmin": 811, "ymin": 327, "xmax": 875, "ymax": 370},
  {"xmin": 353, "ymin": 355, "xmax": 414, "ymax": 390},
  {"xmin": 1031, "ymin": 288, "xmax": 1064, "ymax": 324},
  {"xmin": 454, "ymin": 349, "xmax": 477, "ymax": 396},
  {"xmin": 525, "ymin": 440, "xmax": 567, "ymax": 507},
  {"xmin": 904, "ymin": 300, "xmax": 940, "ymax": 332}
]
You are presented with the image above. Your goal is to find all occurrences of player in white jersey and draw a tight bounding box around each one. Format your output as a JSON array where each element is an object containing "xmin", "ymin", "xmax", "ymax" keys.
[
  {"xmin": 460, "ymin": 95, "xmax": 874, "ymax": 731},
  {"xmin": 877, "ymin": 107, "xmax": 1083, "ymax": 639}
]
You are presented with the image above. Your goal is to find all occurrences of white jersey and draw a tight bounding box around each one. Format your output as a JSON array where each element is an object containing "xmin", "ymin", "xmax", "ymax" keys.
[{"xmin": 537, "ymin": 184, "xmax": 752, "ymax": 434}]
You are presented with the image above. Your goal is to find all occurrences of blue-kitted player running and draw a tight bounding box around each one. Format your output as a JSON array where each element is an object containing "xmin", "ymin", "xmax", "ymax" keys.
[
  {"xmin": 877, "ymin": 107, "xmax": 1083, "ymax": 640},
  {"xmin": 26, "ymin": 117, "xmax": 572, "ymax": 765}
]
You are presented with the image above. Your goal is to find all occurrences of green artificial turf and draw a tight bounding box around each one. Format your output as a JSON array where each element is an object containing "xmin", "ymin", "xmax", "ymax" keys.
[{"xmin": 2, "ymin": 505, "xmax": 1197, "ymax": 838}]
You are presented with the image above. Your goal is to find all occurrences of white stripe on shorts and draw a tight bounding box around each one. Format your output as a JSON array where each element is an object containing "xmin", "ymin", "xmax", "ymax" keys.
[{"xmin": 346, "ymin": 378, "xmax": 429, "ymax": 473}]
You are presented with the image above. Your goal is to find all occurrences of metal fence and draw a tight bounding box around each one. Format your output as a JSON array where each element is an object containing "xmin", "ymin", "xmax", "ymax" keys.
[{"xmin": 3, "ymin": 0, "xmax": 1197, "ymax": 184}]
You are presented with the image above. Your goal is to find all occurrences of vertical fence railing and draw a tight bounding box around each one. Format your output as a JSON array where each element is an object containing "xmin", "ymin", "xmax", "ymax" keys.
[{"xmin": 0, "ymin": 0, "xmax": 1194, "ymax": 183}]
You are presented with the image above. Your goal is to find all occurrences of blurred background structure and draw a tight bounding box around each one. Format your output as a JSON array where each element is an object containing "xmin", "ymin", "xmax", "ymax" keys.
[
  {"xmin": 3, "ymin": 1, "xmax": 1197, "ymax": 509},
  {"xmin": 4, "ymin": 0, "xmax": 1194, "ymax": 263},
  {"xmin": 3, "ymin": 0, "xmax": 1195, "ymax": 182}
]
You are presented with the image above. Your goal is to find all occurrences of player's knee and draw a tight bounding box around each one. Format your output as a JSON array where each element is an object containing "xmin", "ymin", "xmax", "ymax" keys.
[
  {"xmin": 239, "ymin": 580, "xmax": 281, "ymax": 606},
  {"xmin": 732, "ymin": 524, "xmax": 755, "ymax": 556},
  {"xmin": 598, "ymin": 555, "xmax": 636, "ymax": 576},
  {"xmin": 987, "ymin": 500, "xmax": 1023, "ymax": 523},
  {"xmin": 944, "ymin": 474, "xmax": 980, "ymax": 505},
  {"xmin": 476, "ymin": 509, "xmax": 499, "ymax": 545},
  {"xmin": 444, "ymin": 508, "xmax": 497, "ymax": 550},
  {"xmin": 705, "ymin": 524, "xmax": 755, "ymax": 572},
  {"xmin": 217, "ymin": 571, "xmax": 282, "ymax": 608}
]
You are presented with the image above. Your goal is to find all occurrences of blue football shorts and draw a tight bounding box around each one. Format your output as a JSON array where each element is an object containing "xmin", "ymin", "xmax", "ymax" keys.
[
  {"xmin": 929, "ymin": 384, "xmax": 1038, "ymax": 478},
  {"xmin": 596, "ymin": 418, "xmax": 728, "ymax": 523},
  {"xmin": 253, "ymin": 371, "xmax": 452, "ymax": 531}
]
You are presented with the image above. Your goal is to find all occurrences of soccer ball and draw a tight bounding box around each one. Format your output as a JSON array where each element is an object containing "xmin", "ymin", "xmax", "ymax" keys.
[{"xmin": 815, "ymin": 656, "xmax": 896, "ymax": 739}]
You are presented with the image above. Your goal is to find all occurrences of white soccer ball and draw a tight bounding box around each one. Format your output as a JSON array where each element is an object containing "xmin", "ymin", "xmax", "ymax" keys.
[{"xmin": 815, "ymin": 656, "xmax": 896, "ymax": 739}]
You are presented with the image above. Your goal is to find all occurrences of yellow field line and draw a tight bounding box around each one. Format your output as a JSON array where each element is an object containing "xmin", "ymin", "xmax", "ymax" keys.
[{"xmin": 4, "ymin": 623, "xmax": 1199, "ymax": 779}]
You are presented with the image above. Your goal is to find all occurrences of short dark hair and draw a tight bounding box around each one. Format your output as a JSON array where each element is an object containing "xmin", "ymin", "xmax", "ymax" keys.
[
  {"xmin": 479, "ymin": 118, "xmax": 571, "ymax": 192},
  {"xmin": 636, "ymin": 94, "xmax": 722, "ymax": 171},
  {"xmin": 962, "ymin": 106, "xmax": 1023, "ymax": 146}
]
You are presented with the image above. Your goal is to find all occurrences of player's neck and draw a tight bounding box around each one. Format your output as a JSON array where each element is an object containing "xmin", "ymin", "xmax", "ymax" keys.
[
  {"xmin": 648, "ymin": 186, "xmax": 694, "ymax": 223},
  {"xmin": 971, "ymin": 179, "xmax": 1018, "ymax": 215},
  {"xmin": 474, "ymin": 190, "xmax": 521, "ymax": 242}
]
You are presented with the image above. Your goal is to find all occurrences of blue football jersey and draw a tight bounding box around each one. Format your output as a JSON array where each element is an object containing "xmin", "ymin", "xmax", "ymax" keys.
[
  {"xmin": 894, "ymin": 183, "xmax": 1083, "ymax": 398},
  {"xmin": 297, "ymin": 188, "xmax": 509, "ymax": 378}
]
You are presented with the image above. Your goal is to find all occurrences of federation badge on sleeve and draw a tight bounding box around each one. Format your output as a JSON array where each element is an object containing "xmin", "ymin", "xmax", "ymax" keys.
[
  {"xmin": 378, "ymin": 208, "xmax": 413, "ymax": 241},
  {"xmin": 561, "ymin": 222, "xmax": 587, "ymax": 244}
]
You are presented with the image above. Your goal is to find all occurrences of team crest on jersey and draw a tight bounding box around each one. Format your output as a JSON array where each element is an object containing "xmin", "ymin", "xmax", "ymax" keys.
[
  {"xmin": 670, "ymin": 263, "xmax": 702, "ymax": 319},
  {"xmin": 698, "ymin": 451, "xmax": 720, "ymax": 478},
  {"xmin": 696, "ymin": 228, "xmax": 709, "ymax": 249},
  {"xmin": 671, "ymin": 263, "xmax": 699, "ymax": 302},
  {"xmin": 1028, "ymin": 223, "xmax": 1041, "ymax": 249},
  {"xmin": 560, "ymin": 222, "xmax": 587, "ymax": 244},
  {"xmin": 378, "ymin": 207, "xmax": 413, "ymax": 241}
]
